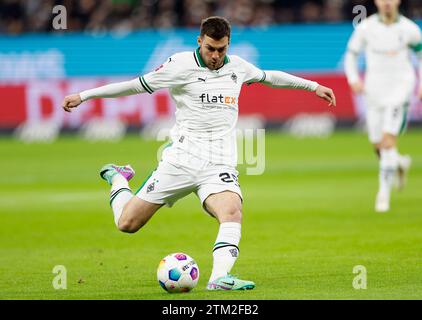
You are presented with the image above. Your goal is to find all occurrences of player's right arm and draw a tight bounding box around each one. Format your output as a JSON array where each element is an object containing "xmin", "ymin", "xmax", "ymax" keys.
[
  {"xmin": 62, "ymin": 55, "xmax": 184, "ymax": 113},
  {"xmin": 62, "ymin": 78, "xmax": 146, "ymax": 112},
  {"xmin": 344, "ymin": 22, "xmax": 366, "ymax": 94}
]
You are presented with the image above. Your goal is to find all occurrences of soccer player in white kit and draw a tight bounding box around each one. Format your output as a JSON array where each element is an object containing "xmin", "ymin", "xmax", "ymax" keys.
[
  {"xmin": 62, "ymin": 16, "xmax": 336, "ymax": 290},
  {"xmin": 345, "ymin": 0, "xmax": 422, "ymax": 213}
]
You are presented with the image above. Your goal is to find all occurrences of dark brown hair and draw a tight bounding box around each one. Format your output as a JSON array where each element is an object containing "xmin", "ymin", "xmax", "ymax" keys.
[{"xmin": 200, "ymin": 16, "xmax": 231, "ymax": 40}]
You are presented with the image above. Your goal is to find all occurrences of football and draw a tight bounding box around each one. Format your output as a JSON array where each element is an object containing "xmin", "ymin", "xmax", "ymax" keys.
[{"xmin": 157, "ymin": 253, "xmax": 199, "ymax": 293}]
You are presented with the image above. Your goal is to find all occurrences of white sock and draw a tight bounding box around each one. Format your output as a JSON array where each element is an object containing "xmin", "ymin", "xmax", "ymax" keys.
[
  {"xmin": 379, "ymin": 148, "xmax": 399, "ymax": 195},
  {"xmin": 209, "ymin": 222, "xmax": 241, "ymax": 282},
  {"xmin": 110, "ymin": 174, "xmax": 133, "ymax": 227}
]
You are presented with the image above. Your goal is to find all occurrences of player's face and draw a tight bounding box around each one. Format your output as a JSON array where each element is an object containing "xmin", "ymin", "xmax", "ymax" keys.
[
  {"xmin": 198, "ymin": 35, "xmax": 229, "ymax": 70},
  {"xmin": 375, "ymin": 0, "xmax": 401, "ymax": 16}
]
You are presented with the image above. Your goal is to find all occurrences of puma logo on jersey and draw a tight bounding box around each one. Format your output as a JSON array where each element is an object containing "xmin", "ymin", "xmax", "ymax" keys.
[{"xmin": 199, "ymin": 93, "xmax": 237, "ymax": 105}]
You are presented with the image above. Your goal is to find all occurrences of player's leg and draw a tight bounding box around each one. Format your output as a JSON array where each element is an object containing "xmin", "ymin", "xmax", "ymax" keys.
[
  {"xmin": 366, "ymin": 107, "xmax": 383, "ymax": 157},
  {"xmin": 376, "ymin": 103, "xmax": 410, "ymax": 212},
  {"xmin": 366, "ymin": 108, "xmax": 389, "ymax": 212},
  {"xmin": 396, "ymin": 153, "xmax": 412, "ymax": 190},
  {"xmin": 394, "ymin": 103, "xmax": 412, "ymax": 190},
  {"xmin": 118, "ymin": 197, "xmax": 163, "ymax": 233},
  {"xmin": 372, "ymin": 148, "xmax": 410, "ymax": 174},
  {"xmin": 196, "ymin": 168, "xmax": 254, "ymax": 291},
  {"xmin": 100, "ymin": 164, "xmax": 163, "ymax": 233},
  {"xmin": 204, "ymin": 190, "xmax": 242, "ymax": 280},
  {"xmin": 366, "ymin": 107, "xmax": 403, "ymax": 212},
  {"xmin": 373, "ymin": 136, "xmax": 411, "ymax": 182},
  {"xmin": 204, "ymin": 191, "xmax": 254, "ymax": 290},
  {"xmin": 376, "ymin": 132, "xmax": 398, "ymax": 212},
  {"xmin": 111, "ymin": 145, "xmax": 204, "ymax": 232},
  {"xmin": 373, "ymin": 143, "xmax": 381, "ymax": 159}
]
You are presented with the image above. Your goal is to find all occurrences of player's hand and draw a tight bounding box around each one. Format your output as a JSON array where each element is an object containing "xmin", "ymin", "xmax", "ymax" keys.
[
  {"xmin": 62, "ymin": 94, "xmax": 82, "ymax": 112},
  {"xmin": 315, "ymin": 85, "xmax": 336, "ymax": 107},
  {"xmin": 350, "ymin": 81, "xmax": 364, "ymax": 95}
]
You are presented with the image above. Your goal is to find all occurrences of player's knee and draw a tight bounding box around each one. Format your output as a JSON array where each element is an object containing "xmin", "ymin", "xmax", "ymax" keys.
[
  {"xmin": 381, "ymin": 141, "xmax": 394, "ymax": 149},
  {"xmin": 118, "ymin": 220, "xmax": 138, "ymax": 233},
  {"xmin": 220, "ymin": 206, "xmax": 242, "ymax": 223},
  {"xmin": 380, "ymin": 135, "xmax": 397, "ymax": 149},
  {"xmin": 117, "ymin": 216, "xmax": 143, "ymax": 233}
]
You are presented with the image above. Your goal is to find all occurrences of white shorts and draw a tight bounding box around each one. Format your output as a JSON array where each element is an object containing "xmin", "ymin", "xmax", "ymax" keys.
[
  {"xmin": 366, "ymin": 102, "xmax": 409, "ymax": 144},
  {"xmin": 135, "ymin": 146, "xmax": 242, "ymax": 215}
]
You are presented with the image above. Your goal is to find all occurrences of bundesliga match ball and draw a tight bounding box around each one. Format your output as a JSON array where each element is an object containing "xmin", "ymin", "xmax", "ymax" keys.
[{"xmin": 157, "ymin": 253, "xmax": 199, "ymax": 293}]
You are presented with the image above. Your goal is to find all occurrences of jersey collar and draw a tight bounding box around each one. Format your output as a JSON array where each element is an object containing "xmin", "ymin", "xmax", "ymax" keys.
[
  {"xmin": 377, "ymin": 13, "xmax": 401, "ymax": 25},
  {"xmin": 194, "ymin": 47, "xmax": 229, "ymax": 70}
]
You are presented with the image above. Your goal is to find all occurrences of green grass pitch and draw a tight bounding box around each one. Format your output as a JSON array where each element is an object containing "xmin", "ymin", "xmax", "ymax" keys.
[{"xmin": 0, "ymin": 130, "xmax": 421, "ymax": 300}]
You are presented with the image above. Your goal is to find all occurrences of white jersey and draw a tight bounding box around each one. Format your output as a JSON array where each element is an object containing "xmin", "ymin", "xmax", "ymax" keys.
[
  {"xmin": 346, "ymin": 14, "xmax": 422, "ymax": 108},
  {"xmin": 80, "ymin": 48, "xmax": 318, "ymax": 168},
  {"xmin": 140, "ymin": 49, "xmax": 266, "ymax": 167}
]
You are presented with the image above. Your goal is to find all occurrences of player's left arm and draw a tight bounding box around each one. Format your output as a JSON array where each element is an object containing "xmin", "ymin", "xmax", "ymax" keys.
[
  {"xmin": 409, "ymin": 24, "xmax": 422, "ymax": 100},
  {"xmin": 262, "ymin": 70, "xmax": 336, "ymax": 107},
  {"xmin": 240, "ymin": 56, "xmax": 335, "ymax": 107},
  {"xmin": 417, "ymin": 56, "xmax": 422, "ymax": 100}
]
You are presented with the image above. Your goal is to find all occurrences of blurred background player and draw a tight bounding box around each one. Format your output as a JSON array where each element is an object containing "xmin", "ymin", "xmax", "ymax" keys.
[
  {"xmin": 62, "ymin": 16, "xmax": 336, "ymax": 291},
  {"xmin": 345, "ymin": 0, "xmax": 422, "ymax": 212}
]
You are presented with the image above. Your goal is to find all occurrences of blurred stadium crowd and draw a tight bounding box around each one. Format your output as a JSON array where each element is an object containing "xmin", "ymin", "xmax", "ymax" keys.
[{"xmin": 1, "ymin": 0, "xmax": 422, "ymax": 34}]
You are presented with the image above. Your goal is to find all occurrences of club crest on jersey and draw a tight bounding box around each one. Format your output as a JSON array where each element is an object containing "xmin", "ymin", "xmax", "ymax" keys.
[
  {"xmin": 147, "ymin": 182, "xmax": 155, "ymax": 193},
  {"xmin": 231, "ymin": 72, "xmax": 237, "ymax": 83},
  {"xmin": 147, "ymin": 179, "xmax": 159, "ymax": 193}
]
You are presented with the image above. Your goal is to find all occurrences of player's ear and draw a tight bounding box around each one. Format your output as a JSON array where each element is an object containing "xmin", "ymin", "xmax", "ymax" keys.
[{"xmin": 197, "ymin": 36, "xmax": 202, "ymax": 47}]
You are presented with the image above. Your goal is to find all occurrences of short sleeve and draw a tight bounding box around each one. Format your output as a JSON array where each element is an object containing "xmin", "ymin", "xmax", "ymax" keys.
[
  {"xmin": 140, "ymin": 56, "xmax": 185, "ymax": 94},
  {"xmin": 235, "ymin": 56, "xmax": 266, "ymax": 84},
  {"xmin": 347, "ymin": 22, "xmax": 366, "ymax": 54}
]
